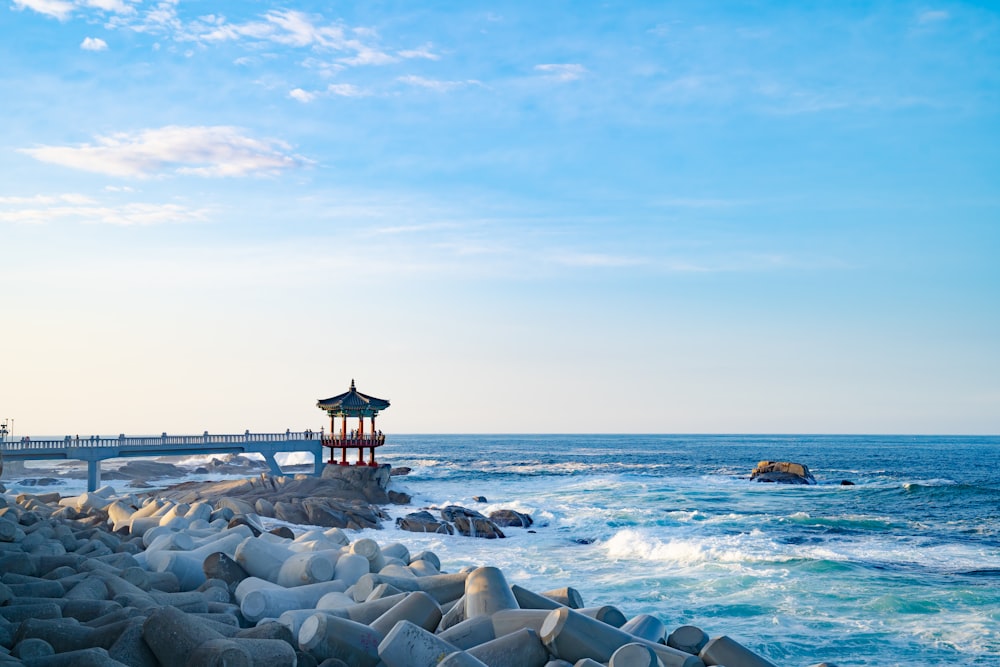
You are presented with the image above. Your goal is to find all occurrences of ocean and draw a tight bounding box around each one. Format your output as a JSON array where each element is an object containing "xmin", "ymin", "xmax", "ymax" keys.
[
  {"xmin": 374, "ymin": 435, "xmax": 1000, "ymax": 667},
  {"xmin": 5, "ymin": 434, "xmax": 999, "ymax": 666}
]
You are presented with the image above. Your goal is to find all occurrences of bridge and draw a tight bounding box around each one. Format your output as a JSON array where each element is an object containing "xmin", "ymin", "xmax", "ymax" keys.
[{"xmin": 0, "ymin": 431, "xmax": 338, "ymax": 492}]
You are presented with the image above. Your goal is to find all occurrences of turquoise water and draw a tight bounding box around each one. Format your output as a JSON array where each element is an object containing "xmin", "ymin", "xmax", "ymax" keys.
[
  {"xmin": 374, "ymin": 435, "xmax": 1000, "ymax": 666},
  {"xmin": 5, "ymin": 434, "xmax": 997, "ymax": 664}
]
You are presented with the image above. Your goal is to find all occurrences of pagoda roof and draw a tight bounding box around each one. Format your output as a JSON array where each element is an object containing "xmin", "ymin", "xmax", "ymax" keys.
[{"xmin": 317, "ymin": 379, "xmax": 390, "ymax": 416}]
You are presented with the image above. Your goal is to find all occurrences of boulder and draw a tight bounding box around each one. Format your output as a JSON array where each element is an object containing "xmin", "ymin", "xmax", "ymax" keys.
[
  {"xmin": 396, "ymin": 511, "xmax": 454, "ymax": 535},
  {"xmin": 452, "ymin": 515, "xmax": 505, "ymax": 539},
  {"xmin": 106, "ymin": 460, "xmax": 187, "ymax": 481},
  {"xmin": 750, "ymin": 461, "xmax": 816, "ymax": 485},
  {"xmin": 440, "ymin": 506, "xmax": 486, "ymax": 523},
  {"xmin": 388, "ymin": 491, "xmax": 411, "ymax": 505},
  {"xmin": 489, "ymin": 509, "xmax": 533, "ymax": 528}
]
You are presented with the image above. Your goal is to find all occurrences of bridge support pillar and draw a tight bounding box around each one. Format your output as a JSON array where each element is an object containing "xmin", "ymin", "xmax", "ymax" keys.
[
  {"xmin": 313, "ymin": 450, "xmax": 324, "ymax": 477},
  {"xmin": 87, "ymin": 460, "xmax": 101, "ymax": 493},
  {"xmin": 262, "ymin": 453, "xmax": 283, "ymax": 477}
]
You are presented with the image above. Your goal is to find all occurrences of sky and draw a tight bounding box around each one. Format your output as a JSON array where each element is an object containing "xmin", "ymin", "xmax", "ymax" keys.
[{"xmin": 1, "ymin": 1, "xmax": 998, "ymax": 436}]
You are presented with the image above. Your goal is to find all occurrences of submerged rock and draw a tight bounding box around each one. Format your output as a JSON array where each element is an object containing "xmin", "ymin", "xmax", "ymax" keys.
[
  {"xmin": 488, "ymin": 509, "xmax": 533, "ymax": 528},
  {"xmin": 17, "ymin": 478, "xmax": 63, "ymax": 487},
  {"xmin": 750, "ymin": 461, "xmax": 817, "ymax": 485},
  {"xmin": 396, "ymin": 510, "xmax": 454, "ymax": 534},
  {"xmin": 388, "ymin": 490, "xmax": 411, "ymax": 505},
  {"xmin": 452, "ymin": 514, "xmax": 505, "ymax": 539}
]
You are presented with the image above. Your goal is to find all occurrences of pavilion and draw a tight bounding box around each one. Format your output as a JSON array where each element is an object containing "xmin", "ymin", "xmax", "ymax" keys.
[{"xmin": 317, "ymin": 380, "xmax": 389, "ymax": 466}]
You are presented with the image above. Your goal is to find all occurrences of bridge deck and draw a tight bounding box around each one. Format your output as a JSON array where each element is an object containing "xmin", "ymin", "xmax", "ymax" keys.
[{"xmin": 0, "ymin": 431, "xmax": 334, "ymax": 492}]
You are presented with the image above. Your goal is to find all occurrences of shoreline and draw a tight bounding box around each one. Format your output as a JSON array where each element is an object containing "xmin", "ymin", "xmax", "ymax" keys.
[{"xmin": 0, "ymin": 464, "xmax": 825, "ymax": 667}]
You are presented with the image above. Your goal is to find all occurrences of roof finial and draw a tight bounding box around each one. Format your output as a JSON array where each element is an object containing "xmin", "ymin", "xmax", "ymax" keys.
[{"xmin": 350, "ymin": 379, "xmax": 356, "ymax": 390}]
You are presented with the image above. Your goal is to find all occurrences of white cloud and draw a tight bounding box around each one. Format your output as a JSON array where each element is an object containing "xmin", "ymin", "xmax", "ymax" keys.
[
  {"xmin": 327, "ymin": 83, "xmax": 367, "ymax": 97},
  {"xmin": 0, "ymin": 193, "xmax": 96, "ymax": 205},
  {"xmin": 534, "ymin": 63, "xmax": 587, "ymax": 82},
  {"xmin": 917, "ymin": 10, "xmax": 950, "ymax": 24},
  {"xmin": 0, "ymin": 194, "xmax": 207, "ymax": 225},
  {"xmin": 82, "ymin": 0, "xmax": 132, "ymax": 13},
  {"xmin": 289, "ymin": 88, "xmax": 317, "ymax": 103},
  {"xmin": 552, "ymin": 252, "xmax": 646, "ymax": 268},
  {"xmin": 338, "ymin": 47, "xmax": 397, "ymax": 66},
  {"xmin": 80, "ymin": 36, "xmax": 108, "ymax": 51},
  {"xmin": 373, "ymin": 222, "xmax": 462, "ymax": 235},
  {"xmin": 20, "ymin": 126, "xmax": 311, "ymax": 178},
  {"xmin": 290, "ymin": 83, "xmax": 368, "ymax": 103},
  {"xmin": 114, "ymin": 7, "xmax": 404, "ymax": 71},
  {"xmin": 398, "ymin": 44, "xmax": 440, "ymax": 61},
  {"xmin": 397, "ymin": 75, "xmax": 481, "ymax": 92},
  {"xmin": 11, "ymin": 0, "xmax": 75, "ymax": 20}
]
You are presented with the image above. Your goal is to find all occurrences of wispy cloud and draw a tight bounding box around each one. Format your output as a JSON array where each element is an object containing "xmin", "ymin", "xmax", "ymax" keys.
[
  {"xmin": 397, "ymin": 75, "xmax": 482, "ymax": 92},
  {"xmin": 14, "ymin": 0, "xmax": 133, "ymax": 20},
  {"xmin": 917, "ymin": 10, "xmax": 950, "ymax": 24},
  {"xmin": 20, "ymin": 126, "xmax": 311, "ymax": 178},
  {"xmin": 372, "ymin": 222, "xmax": 463, "ymax": 235},
  {"xmin": 398, "ymin": 44, "xmax": 440, "ymax": 61},
  {"xmin": 534, "ymin": 63, "xmax": 587, "ymax": 82},
  {"xmin": 119, "ymin": 7, "xmax": 402, "ymax": 69},
  {"xmin": 289, "ymin": 88, "xmax": 317, "ymax": 103},
  {"xmin": 0, "ymin": 193, "xmax": 209, "ymax": 225},
  {"xmin": 80, "ymin": 36, "xmax": 108, "ymax": 51},
  {"xmin": 12, "ymin": 0, "xmax": 75, "ymax": 20},
  {"xmin": 551, "ymin": 252, "xmax": 646, "ymax": 268},
  {"xmin": 289, "ymin": 83, "xmax": 369, "ymax": 103},
  {"xmin": 327, "ymin": 83, "xmax": 367, "ymax": 97},
  {"xmin": 83, "ymin": 0, "xmax": 133, "ymax": 13}
]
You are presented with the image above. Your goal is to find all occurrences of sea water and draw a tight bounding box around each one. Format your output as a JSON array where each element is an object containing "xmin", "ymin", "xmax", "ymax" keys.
[
  {"xmin": 373, "ymin": 435, "xmax": 1000, "ymax": 666},
  {"xmin": 5, "ymin": 434, "xmax": 998, "ymax": 665}
]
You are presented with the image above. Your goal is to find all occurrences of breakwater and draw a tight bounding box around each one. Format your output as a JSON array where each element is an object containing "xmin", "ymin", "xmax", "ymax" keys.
[{"xmin": 0, "ymin": 482, "xmax": 821, "ymax": 666}]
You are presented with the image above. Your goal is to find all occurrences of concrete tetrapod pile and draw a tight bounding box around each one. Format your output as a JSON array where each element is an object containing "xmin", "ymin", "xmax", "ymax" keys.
[{"xmin": 0, "ymin": 486, "xmax": 836, "ymax": 667}]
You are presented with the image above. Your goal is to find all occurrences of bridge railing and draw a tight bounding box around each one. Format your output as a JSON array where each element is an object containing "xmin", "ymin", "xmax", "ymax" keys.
[
  {"xmin": 322, "ymin": 434, "xmax": 386, "ymax": 448},
  {"xmin": 0, "ymin": 431, "xmax": 323, "ymax": 453}
]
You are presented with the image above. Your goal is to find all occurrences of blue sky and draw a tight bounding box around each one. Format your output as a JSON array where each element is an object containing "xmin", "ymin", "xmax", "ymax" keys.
[{"xmin": 1, "ymin": 1, "xmax": 997, "ymax": 435}]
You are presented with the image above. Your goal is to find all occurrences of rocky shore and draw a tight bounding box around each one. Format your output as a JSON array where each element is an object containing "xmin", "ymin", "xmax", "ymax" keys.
[{"xmin": 0, "ymin": 465, "xmax": 836, "ymax": 667}]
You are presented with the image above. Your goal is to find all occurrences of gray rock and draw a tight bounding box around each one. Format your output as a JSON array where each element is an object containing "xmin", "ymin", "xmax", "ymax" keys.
[
  {"xmin": 488, "ymin": 509, "xmax": 533, "ymax": 528},
  {"xmin": 750, "ymin": 461, "xmax": 817, "ymax": 485},
  {"xmin": 396, "ymin": 511, "xmax": 454, "ymax": 535}
]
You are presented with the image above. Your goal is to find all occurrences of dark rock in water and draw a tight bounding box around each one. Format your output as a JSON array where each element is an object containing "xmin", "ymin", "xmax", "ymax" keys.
[
  {"xmin": 18, "ymin": 478, "xmax": 62, "ymax": 487},
  {"xmin": 194, "ymin": 467, "xmax": 209, "ymax": 474},
  {"xmin": 127, "ymin": 480, "xmax": 153, "ymax": 489},
  {"xmin": 396, "ymin": 511, "xmax": 454, "ymax": 534},
  {"xmin": 750, "ymin": 461, "xmax": 817, "ymax": 485},
  {"xmin": 388, "ymin": 490, "xmax": 411, "ymax": 505},
  {"xmin": 489, "ymin": 509, "xmax": 534, "ymax": 528},
  {"xmin": 472, "ymin": 496, "xmax": 488, "ymax": 503},
  {"xmin": 840, "ymin": 480, "xmax": 855, "ymax": 486},
  {"xmin": 452, "ymin": 515, "xmax": 505, "ymax": 539},
  {"xmin": 440, "ymin": 505, "xmax": 486, "ymax": 523},
  {"xmin": 573, "ymin": 537, "xmax": 595, "ymax": 545},
  {"xmin": 389, "ymin": 467, "xmax": 411, "ymax": 476}
]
